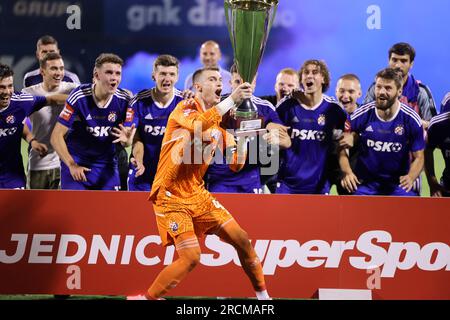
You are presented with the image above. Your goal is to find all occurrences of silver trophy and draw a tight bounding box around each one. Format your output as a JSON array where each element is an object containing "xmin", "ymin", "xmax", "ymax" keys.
[{"xmin": 224, "ymin": 0, "xmax": 279, "ymax": 136}]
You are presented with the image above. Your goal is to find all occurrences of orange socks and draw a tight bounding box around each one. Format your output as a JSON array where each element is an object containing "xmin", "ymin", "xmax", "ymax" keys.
[{"xmin": 147, "ymin": 233, "xmax": 200, "ymax": 299}]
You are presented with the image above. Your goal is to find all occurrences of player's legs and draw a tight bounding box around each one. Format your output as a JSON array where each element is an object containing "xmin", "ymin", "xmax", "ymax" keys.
[
  {"xmin": 0, "ymin": 172, "xmax": 26, "ymax": 189},
  {"xmin": 353, "ymin": 181, "xmax": 379, "ymax": 195},
  {"xmin": 90, "ymin": 165, "xmax": 121, "ymax": 191},
  {"xmin": 275, "ymin": 181, "xmax": 293, "ymax": 194},
  {"xmin": 146, "ymin": 231, "xmax": 201, "ymax": 299},
  {"xmin": 215, "ymin": 219, "xmax": 269, "ymax": 298},
  {"xmin": 60, "ymin": 162, "xmax": 89, "ymax": 190},
  {"xmin": 127, "ymin": 168, "xmax": 152, "ymax": 191},
  {"xmin": 28, "ymin": 168, "xmax": 60, "ymax": 189}
]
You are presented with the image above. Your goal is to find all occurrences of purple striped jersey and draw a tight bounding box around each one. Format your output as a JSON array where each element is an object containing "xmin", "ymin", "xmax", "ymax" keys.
[
  {"xmin": 276, "ymin": 95, "xmax": 347, "ymax": 193},
  {"xmin": 57, "ymin": 84, "xmax": 134, "ymax": 167},
  {"xmin": 0, "ymin": 93, "xmax": 46, "ymax": 178},
  {"xmin": 350, "ymin": 102, "xmax": 425, "ymax": 183},
  {"xmin": 126, "ymin": 88, "xmax": 184, "ymax": 185}
]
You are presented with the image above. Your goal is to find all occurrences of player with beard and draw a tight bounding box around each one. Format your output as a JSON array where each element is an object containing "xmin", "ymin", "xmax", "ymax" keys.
[
  {"xmin": 364, "ymin": 42, "xmax": 437, "ymax": 129},
  {"xmin": 340, "ymin": 68, "xmax": 425, "ymax": 196},
  {"xmin": 51, "ymin": 53, "xmax": 135, "ymax": 190}
]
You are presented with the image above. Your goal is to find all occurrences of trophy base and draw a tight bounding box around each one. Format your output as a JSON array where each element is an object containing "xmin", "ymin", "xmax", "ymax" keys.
[{"xmin": 235, "ymin": 128, "xmax": 267, "ymax": 138}]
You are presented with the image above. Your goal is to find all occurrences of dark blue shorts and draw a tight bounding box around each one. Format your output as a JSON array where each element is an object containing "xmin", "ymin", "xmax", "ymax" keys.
[{"xmin": 60, "ymin": 162, "xmax": 120, "ymax": 191}]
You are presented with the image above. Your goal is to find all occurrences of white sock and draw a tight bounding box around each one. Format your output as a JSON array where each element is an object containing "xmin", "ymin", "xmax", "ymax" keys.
[{"xmin": 256, "ymin": 290, "xmax": 271, "ymax": 300}]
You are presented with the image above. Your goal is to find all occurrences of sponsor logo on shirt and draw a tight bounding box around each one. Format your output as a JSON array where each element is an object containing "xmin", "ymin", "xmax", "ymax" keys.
[
  {"xmin": 144, "ymin": 125, "xmax": 166, "ymax": 136},
  {"xmin": 60, "ymin": 104, "xmax": 74, "ymax": 122},
  {"xmin": 0, "ymin": 127, "xmax": 18, "ymax": 137},
  {"xmin": 367, "ymin": 139, "xmax": 402, "ymax": 152},
  {"xmin": 144, "ymin": 113, "xmax": 154, "ymax": 120},
  {"xmin": 365, "ymin": 125, "xmax": 374, "ymax": 132},
  {"xmin": 291, "ymin": 129, "xmax": 326, "ymax": 141},
  {"xmin": 86, "ymin": 114, "xmax": 92, "ymax": 120},
  {"xmin": 86, "ymin": 126, "xmax": 111, "ymax": 137}
]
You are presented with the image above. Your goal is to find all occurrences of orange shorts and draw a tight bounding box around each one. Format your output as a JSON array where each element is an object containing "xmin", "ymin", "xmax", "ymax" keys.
[{"xmin": 152, "ymin": 191, "xmax": 233, "ymax": 246}]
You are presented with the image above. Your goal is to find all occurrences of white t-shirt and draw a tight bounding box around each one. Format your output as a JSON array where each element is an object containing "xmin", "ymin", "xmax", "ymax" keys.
[{"xmin": 22, "ymin": 82, "xmax": 78, "ymax": 171}]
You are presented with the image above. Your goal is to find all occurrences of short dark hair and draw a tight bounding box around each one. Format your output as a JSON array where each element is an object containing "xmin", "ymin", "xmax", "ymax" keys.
[
  {"xmin": 192, "ymin": 66, "xmax": 220, "ymax": 84},
  {"xmin": 338, "ymin": 73, "xmax": 361, "ymax": 83},
  {"xmin": 153, "ymin": 54, "xmax": 179, "ymax": 71},
  {"xmin": 375, "ymin": 67, "xmax": 403, "ymax": 89},
  {"xmin": 36, "ymin": 35, "xmax": 58, "ymax": 49},
  {"xmin": 0, "ymin": 63, "xmax": 14, "ymax": 80},
  {"xmin": 299, "ymin": 59, "xmax": 331, "ymax": 92},
  {"xmin": 39, "ymin": 52, "xmax": 63, "ymax": 68},
  {"xmin": 94, "ymin": 53, "xmax": 123, "ymax": 68},
  {"xmin": 389, "ymin": 42, "xmax": 416, "ymax": 62}
]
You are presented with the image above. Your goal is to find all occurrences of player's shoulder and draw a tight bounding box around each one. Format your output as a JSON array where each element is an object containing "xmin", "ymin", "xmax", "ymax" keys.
[
  {"xmin": 251, "ymin": 96, "xmax": 276, "ymax": 111},
  {"xmin": 64, "ymin": 70, "xmax": 80, "ymax": 84},
  {"xmin": 276, "ymin": 96, "xmax": 296, "ymax": 111},
  {"xmin": 58, "ymin": 81, "xmax": 78, "ymax": 93},
  {"xmin": 131, "ymin": 88, "xmax": 153, "ymax": 105},
  {"xmin": 323, "ymin": 95, "xmax": 345, "ymax": 111},
  {"xmin": 67, "ymin": 84, "xmax": 92, "ymax": 105},
  {"xmin": 12, "ymin": 91, "xmax": 35, "ymax": 101},
  {"xmin": 350, "ymin": 101, "xmax": 376, "ymax": 121},
  {"xmin": 399, "ymin": 103, "xmax": 422, "ymax": 127},
  {"xmin": 21, "ymin": 83, "xmax": 43, "ymax": 95},
  {"xmin": 23, "ymin": 68, "xmax": 40, "ymax": 80},
  {"xmin": 429, "ymin": 111, "xmax": 450, "ymax": 130},
  {"xmin": 441, "ymin": 92, "xmax": 450, "ymax": 106},
  {"xmin": 115, "ymin": 88, "xmax": 133, "ymax": 102},
  {"xmin": 174, "ymin": 88, "xmax": 184, "ymax": 99}
]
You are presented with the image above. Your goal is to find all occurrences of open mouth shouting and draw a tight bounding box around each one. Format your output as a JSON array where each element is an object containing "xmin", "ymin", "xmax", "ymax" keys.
[
  {"xmin": 304, "ymin": 80, "xmax": 314, "ymax": 90},
  {"xmin": 214, "ymin": 88, "xmax": 222, "ymax": 99}
]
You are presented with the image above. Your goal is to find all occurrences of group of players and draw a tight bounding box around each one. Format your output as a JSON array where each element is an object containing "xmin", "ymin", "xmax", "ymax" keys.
[
  {"xmin": 1, "ymin": 35, "xmax": 450, "ymax": 300},
  {"xmin": 0, "ymin": 36, "xmax": 449, "ymax": 198}
]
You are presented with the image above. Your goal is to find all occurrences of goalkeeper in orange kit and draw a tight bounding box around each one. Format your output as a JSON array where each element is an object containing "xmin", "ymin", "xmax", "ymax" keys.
[{"xmin": 127, "ymin": 66, "xmax": 271, "ymax": 300}]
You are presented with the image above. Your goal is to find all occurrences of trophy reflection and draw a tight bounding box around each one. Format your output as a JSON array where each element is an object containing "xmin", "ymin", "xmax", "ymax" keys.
[{"xmin": 224, "ymin": 0, "xmax": 278, "ymax": 136}]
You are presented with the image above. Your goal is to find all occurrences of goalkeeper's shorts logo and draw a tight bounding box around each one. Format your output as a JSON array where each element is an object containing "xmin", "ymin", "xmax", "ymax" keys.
[{"xmin": 169, "ymin": 221, "xmax": 179, "ymax": 232}]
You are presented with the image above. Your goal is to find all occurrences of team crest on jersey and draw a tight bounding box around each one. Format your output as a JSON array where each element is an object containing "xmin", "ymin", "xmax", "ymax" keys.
[
  {"xmin": 169, "ymin": 221, "xmax": 179, "ymax": 232},
  {"xmin": 5, "ymin": 115, "xmax": 15, "ymax": 124},
  {"xmin": 317, "ymin": 114, "xmax": 326, "ymax": 126},
  {"xmin": 108, "ymin": 112, "xmax": 117, "ymax": 122},
  {"xmin": 394, "ymin": 124, "xmax": 404, "ymax": 136}
]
